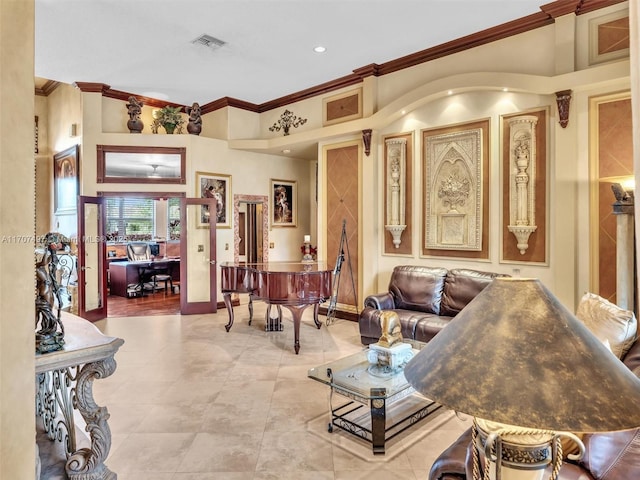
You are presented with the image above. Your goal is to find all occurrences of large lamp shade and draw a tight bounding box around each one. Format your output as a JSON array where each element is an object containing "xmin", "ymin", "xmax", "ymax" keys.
[{"xmin": 404, "ymin": 278, "xmax": 640, "ymax": 433}]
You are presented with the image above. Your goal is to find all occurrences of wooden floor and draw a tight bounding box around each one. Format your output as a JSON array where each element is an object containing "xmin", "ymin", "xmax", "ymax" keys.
[{"xmin": 107, "ymin": 290, "xmax": 180, "ymax": 317}]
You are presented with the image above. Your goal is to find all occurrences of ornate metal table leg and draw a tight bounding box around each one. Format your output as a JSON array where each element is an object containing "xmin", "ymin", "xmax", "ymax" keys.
[
  {"xmin": 65, "ymin": 356, "xmax": 117, "ymax": 480},
  {"xmin": 248, "ymin": 294, "xmax": 254, "ymax": 325},
  {"xmin": 370, "ymin": 387, "xmax": 387, "ymax": 455},
  {"xmin": 223, "ymin": 292, "xmax": 234, "ymax": 332},
  {"xmin": 313, "ymin": 303, "xmax": 321, "ymax": 329}
]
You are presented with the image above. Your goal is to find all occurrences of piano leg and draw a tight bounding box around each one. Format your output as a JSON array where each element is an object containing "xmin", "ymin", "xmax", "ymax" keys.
[
  {"xmin": 223, "ymin": 293, "xmax": 234, "ymax": 332},
  {"xmin": 282, "ymin": 304, "xmax": 310, "ymax": 354},
  {"xmin": 313, "ymin": 304, "xmax": 321, "ymax": 329},
  {"xmin": 248, "ymin": 294, "xmax": 254, "ymax": 325}
]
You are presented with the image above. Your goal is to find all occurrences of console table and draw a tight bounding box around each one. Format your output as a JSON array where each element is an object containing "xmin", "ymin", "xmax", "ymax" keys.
[{"xmin": 36, "ymin": 312, "xmax": 124, "ymax": 479}]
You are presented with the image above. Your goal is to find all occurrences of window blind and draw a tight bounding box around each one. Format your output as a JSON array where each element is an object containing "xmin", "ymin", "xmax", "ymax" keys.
[{"xmin": 106, "ymin": 197, "xmax": 154, "ymax": 241}]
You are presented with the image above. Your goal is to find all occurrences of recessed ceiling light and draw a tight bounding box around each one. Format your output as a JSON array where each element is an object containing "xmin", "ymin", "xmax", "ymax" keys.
[
  {"xmin": 447, "ymin": 90, "xmax": 453, "ymax": 95},
  {"xmin": 502, "ymin": 87, "xmax": 509, "ymax": 92},
  {"xmin": 282, "ymin": 149, "xmax": 291, "ymax": 154},
  {"xmin": 401, "ymin": 110, "xmax": 406, "ymax": 115},
  {"xmin": 313, "ymin": 46, "xmax": 326, "ymax": 53}
]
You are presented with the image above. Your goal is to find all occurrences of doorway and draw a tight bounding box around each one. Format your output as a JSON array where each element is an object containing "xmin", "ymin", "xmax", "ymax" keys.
[{"xmin": 233, "ymin": 194, "xmax": 269, "ymax": 263}]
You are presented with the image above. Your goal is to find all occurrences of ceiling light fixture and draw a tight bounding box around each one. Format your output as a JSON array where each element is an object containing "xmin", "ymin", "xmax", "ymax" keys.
[
  {"xmin": 282, "ymin": 149, "xmax": 291, "ymax": 154},
  {"xmin": 447, "ymin": 90, "xmax": 453, "ymax": 95},
  {"xmin": 313, "ymin": 46, "xmax": 326, "ymax": 53},
  {"xmin": 191, "ymin": 34, "xmax": 227, "ymax": 51},
  {"xmin": 149, "ymin": 165, "xmax": 161, "ymax": 178},
  {"xmin": 503, "ymin": 87, "xmax": 509, "ymax": 92}
]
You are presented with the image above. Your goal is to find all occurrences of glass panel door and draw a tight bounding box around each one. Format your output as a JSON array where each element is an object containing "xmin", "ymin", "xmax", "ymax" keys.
[
  {"xmin": 78, "ymin": 196, "xmax": 107, "ymax": 321},
  {"xmin": 180, "ymin": 198, "xmax": 217, "ymax": 314}
]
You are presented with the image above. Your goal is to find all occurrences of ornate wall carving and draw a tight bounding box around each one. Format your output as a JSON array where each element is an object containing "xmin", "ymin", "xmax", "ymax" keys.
[
  {"xmin": 507, "ymin": 115, "xmax": 538, "ymax": 254},
  {"xmin": 385, "ymin": 138, "xmax": 407, "ymax": 248},
  {"xmin": 425, "ymin": 127, "xmax": 482, "ymax": 251}
]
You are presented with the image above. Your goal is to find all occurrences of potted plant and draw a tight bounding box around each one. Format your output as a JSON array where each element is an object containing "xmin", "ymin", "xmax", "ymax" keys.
[{"xmin": 151, "ymin": 105, "xmax": 185, "ymax": 134}]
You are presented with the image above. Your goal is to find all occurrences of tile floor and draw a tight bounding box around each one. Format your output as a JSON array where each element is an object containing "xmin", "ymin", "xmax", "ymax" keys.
[{"xmin": 62, "ymin": 302, "xmax": 470, "ymax": 479}]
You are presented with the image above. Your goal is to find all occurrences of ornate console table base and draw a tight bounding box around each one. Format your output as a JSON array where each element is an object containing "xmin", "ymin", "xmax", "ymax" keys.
[{"xmin": 36, "ymin": 312, "xmax": 123, "ymax": 480}]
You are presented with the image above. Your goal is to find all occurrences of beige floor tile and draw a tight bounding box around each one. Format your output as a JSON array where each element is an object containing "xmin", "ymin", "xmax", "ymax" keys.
[
  {"xmin": 176, "ymin": 432, "xmax": 262, "ymax": 472},
  {"xmin": 70, "ymin": 304, "xmax": 462, "ymax": 478},
  {"xmin": 256, "ymin": 430, "xmax": 335, "ymax": 472}
]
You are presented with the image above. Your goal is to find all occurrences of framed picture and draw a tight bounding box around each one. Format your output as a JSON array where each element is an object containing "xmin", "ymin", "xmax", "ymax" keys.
[
  {"xmin": 270, "ymin": 179, "xmax": 297, "ymax": 227},
  {"xmin": 53, "ymin": 145, "xmax": 80, "ymax": 215},
  {"xmin": 196, "ymin": 172, "xmax": 231, "ymax": 228}
]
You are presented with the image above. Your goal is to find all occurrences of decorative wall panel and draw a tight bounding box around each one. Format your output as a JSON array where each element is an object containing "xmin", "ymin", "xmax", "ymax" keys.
[
  {"xmin": 589, "ymin": 10, "xmax": 629, "ymax": 65},
  {"xmin": 383, "ymin": 133, "xmax": 413, "ymax": 255},
  {"xmin": 501, "ymin": 109, "xmax": 547, "ymax": 264},
  {"xmin": 325, "ymin": 143, "xmax": 359, "ymax": 315},
  {"xmin": 323, "ymin": 88, "xmax": 362, "ymax": 126},
  {"xmin": 422, "ymin": 119, "xmax": 489, "ymax": 259}
]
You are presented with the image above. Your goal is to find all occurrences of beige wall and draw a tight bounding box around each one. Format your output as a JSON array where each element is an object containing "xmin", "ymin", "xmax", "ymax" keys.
[{"xmin": 0, "ymin": 1, "xmax": 36, "ymax": 479}]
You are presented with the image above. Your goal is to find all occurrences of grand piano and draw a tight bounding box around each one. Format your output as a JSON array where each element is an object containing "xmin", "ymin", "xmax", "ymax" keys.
[{"xmin": 220, "ymin": 261, "xmax": 332, "ymax": 354}]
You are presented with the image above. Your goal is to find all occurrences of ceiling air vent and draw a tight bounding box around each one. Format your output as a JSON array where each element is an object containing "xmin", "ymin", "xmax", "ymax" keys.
[{"xmin": 191, "ymin": 34, "xmax": 226, "ymax": 50}]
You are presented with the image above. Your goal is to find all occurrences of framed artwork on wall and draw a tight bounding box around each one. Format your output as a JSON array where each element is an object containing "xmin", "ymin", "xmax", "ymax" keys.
[
  {"xmin": 53, "ymin": 144, "xmax": 80, "ymax": 216},
  {"xmin": 421, "ymin": 119, "xmax": 490, "ymax": 259},
  {"xmin": 196, "ymin": 172, "xmax": 231, "ymax": 229},
  {"xmin": 270, "ymin": 179, "xmax": 297, "ymax": 227}
]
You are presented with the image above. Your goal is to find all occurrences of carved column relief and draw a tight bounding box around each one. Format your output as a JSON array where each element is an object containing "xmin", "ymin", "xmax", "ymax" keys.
[
  {"xmin": 507, "ymin": 115, "xmax": 538, "ymax": 254},
  {"xmin": 385, "ymin": 138, "xmax": 407, "ymax": 247}
]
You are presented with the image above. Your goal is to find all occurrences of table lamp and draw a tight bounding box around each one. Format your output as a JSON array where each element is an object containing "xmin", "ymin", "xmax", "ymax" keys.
[{"xmin": 404, "ymin": 278, "xmax": 640, "ymax": 480}]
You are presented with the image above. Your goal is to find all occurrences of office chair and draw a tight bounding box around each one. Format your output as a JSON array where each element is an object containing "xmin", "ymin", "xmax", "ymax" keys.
[
  {"xmin": 126, "ymin": 242, "xmax": 151, "ymax": 261},
  {"xmin": 126, "ymin": 242, "xmax": 173, "ymax": 295}
]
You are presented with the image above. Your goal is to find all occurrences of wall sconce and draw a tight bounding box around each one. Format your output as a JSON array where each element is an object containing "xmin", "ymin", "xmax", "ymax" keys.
[{"xmin": 268, "ymin": 109, "xmax": 307, "ymax": 136}]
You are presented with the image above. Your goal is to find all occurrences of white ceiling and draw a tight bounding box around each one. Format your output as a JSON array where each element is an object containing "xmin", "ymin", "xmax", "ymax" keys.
[{"xmin": 35, "ymin": 0, "xmax": 545, "ymax": 107}]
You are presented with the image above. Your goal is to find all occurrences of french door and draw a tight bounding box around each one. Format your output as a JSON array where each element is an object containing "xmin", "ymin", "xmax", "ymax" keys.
[
  {"xmin": 180, "ymin": 197, "xmax": 217, "ymax": 314},
  {"xmin": 78, "ymin": 196, "xmax": 107, "ymax": 321}
]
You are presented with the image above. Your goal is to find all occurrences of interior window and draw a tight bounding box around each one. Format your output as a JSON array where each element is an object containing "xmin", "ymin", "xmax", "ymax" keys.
[
  {"xmin": 106, "ymin": 197, "xmax": 155, "ymax": 241},
  {"xmin": 167, "ymin": 197, "xmax": 181, "ymax": 240}
]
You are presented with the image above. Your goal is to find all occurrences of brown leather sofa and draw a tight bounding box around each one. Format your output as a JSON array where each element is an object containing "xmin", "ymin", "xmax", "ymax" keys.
[
  {"xmin": 359, "ymin": 265, "xmax": 509, "ymax": 345},
  {"xmin": 429, "ymin": 335, "xmax": 640, "ymax": 480}
]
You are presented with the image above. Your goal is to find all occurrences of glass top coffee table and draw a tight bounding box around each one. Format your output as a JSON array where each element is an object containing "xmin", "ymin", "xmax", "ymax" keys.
[{"xmin": 307, "ymin": 341, "xmax": 442, "ymax": 454}]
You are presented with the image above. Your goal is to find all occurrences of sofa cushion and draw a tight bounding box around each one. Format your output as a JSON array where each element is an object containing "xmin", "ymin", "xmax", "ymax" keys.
[
  {"xmin": 575, "ymin": 292, "xmax": 637, "ymax": 359},
  {"xmin": 388, "ymin": 265, "xmax": 448, "ymax": 315},
  {"xmin": 440, "ymin": 268, "xmax": 509, "ymax": 317},
  {"xmin": 579, "ymin": 428, "xmax": 640, "ymax": 479}
]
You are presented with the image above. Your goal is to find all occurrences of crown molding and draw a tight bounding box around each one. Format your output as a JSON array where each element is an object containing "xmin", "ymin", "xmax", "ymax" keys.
[
  {"xmin": 69, "ymin": 0, "xmax": 628, "ymax": 115},
  {"xmin": 35, "ymin": 80, "xmax": 60, "ymax": 97}
]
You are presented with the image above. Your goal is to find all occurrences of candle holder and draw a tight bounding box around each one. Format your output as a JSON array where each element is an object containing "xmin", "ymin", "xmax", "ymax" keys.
[{"xmin": 301, "ymin": 241, "xmax": 317, "ymax": 262}]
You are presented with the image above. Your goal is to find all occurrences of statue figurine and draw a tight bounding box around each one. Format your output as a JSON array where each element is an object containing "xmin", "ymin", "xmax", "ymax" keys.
[
  {"xmin": 378, "ymin": 310, "xmax": 403, "ymax": 348},
  {"xmin": 35, "ymin": 246, "xmax": 65, "ymax": 353},
  {"xmin": 126, "ymin": 96, "xmax": 144, "ymax": 133},
  {"xmin": 186, "ymin": 102, "xmax": 202, "ymax": 136}
]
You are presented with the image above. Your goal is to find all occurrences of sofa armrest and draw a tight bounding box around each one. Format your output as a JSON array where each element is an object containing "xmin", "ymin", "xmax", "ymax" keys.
[
  {"xmin": 429, "ymin": 428, "xmax": 472, "ymax": 480},
  {"xmin": 363, "ymin": 292, "xmax": 395, "ymax": 310}
]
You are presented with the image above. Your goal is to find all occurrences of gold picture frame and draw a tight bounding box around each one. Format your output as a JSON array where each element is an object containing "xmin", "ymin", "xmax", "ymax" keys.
[
  {"xmin": 196, "ymin": 172, "xmax": 232, "ymax": 229},
  {"xmin": 270, "ymin": 179, "xmax": 297, "ymax": 227}
]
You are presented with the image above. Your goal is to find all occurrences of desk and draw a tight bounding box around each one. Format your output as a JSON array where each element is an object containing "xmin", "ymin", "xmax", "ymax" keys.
[
  {"xmin": 109, "ymin": 258, "xmax": 180, "ymax": 297},
  {"xmin": 36, "ymin": 312, "xmax": 124, "ymax": 479}
]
